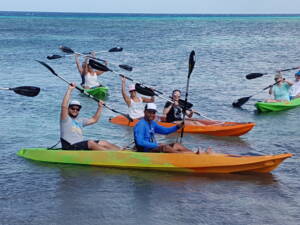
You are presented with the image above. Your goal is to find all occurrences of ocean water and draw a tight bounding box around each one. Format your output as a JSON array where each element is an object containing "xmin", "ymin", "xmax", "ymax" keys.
[{"xmin": 0, "ymin": 11, "xmax": 300, "ymax": 225}]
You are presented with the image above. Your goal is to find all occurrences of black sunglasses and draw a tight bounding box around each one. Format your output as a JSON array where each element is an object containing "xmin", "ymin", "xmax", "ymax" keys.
[{"xmin": 70, "ymin": 107, "xmax": 80, "ymax": 111}]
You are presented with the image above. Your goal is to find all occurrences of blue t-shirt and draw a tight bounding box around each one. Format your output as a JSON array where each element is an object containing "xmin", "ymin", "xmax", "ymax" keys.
[
  {"xmin": 273, "ymin": 83, "xmax": 290, "ymax": 101},
  {"xmin": 134, "ymin": 118, "xmax": 179, "ymax": 151}
]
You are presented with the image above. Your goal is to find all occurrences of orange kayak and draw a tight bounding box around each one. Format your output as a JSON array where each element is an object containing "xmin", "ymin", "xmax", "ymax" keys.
[
  {"xmin": 109, "ymin": 115, "xmax": 255, "ymax": 136},
  {"xmin": 17, "ymin": 148, "xmax": 292, "ymax": 174}
]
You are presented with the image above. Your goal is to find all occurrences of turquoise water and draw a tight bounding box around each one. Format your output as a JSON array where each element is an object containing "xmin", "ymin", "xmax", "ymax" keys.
[{"xmin": 0, "ymin": 12, "xmax": 300, "ymax": 225}]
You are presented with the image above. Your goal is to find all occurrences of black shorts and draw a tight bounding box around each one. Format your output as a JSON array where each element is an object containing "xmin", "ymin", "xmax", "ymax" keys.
[{"xmin": 61, "ymin": 138, "xmax": 99, "ymax": 150}]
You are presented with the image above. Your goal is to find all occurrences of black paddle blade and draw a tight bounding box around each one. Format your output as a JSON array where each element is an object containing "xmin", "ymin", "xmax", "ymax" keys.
[
  {"xmin": 119, "ymin": 64, "xmax": 133, "ymax": 71},
  {"xmin": 36, "ymin": 60, "xmax": 59, "ymax": 76},
  {"xmin": 178, "ymin": 99, "xmax": 193, "ymax": 110},
  {"xmin": 135, "ymin": 83, "xmax": 155, "ymax": 96},
  {"xmin": 188, "ymin": 50, "xmax": 196, "ymax": 77},
  {"xmin": 47, "ymin": 54, "xmax": 63, "ymax": 60},
  {"xmin": 245, "ymin": 73, "xmax": 266, "ymax": 80},
  {"xmin": 232, "ymin": 96, "xmax": 251, "ymax": 108},
  {"xmin": 11, "ymin": 86, "xmax": 40, "ymax": 97},
  {"xmin": 89, "ymin": 59, "xmax": 111, "ymax": 72},
  {"xmin": 59, "ymin": 46, "xmax": 74, "ymax": 54},
  {"xmin": 108, "ymin": 47, "xmax": 123, "ymax": 52}
]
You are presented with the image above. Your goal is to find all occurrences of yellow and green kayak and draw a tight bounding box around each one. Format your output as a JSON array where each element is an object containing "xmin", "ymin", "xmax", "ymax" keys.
[
  {"xmin": 255, "ymin": 98, "xmax": 300, "ymax": 112},
  {"xmin": 83, "ymin": 86, "xmax": 109, "ymax": 100},
  {"xmin": 17, "ymin": 148, "xmax": 292, "ymax": 174}
]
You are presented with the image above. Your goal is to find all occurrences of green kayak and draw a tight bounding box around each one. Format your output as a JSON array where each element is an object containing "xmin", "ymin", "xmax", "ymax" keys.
[
  {"xmin": 255, "ymin": 98, "xmax": 300, "ymax": 112},
  {"xmin": 83, "ymin": 86, "xmax": 109, "ymax": 100}
]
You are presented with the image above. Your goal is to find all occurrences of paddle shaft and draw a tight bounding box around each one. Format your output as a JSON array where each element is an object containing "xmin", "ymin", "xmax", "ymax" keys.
[{"xmin": 180, "ymin": 51, "xmax": 196, "ymax": 143}]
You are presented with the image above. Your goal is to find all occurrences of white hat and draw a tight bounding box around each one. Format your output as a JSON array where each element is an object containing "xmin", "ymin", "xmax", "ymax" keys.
[
  {"xmin": 145, "ymin": 103, "xmax": 157, "ymax": 112},
  {"xmin": 69, "ymin": 100, "xmax": 81, "ymax": 108},
  {"xmin": 129, "ymin": 84, "xmax": 136, "ymax": 92}
]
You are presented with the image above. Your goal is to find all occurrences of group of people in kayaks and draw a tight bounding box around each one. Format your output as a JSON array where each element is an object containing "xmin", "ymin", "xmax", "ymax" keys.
[
  {"xmin": 265, "ymin": 71, "xmax": 300, "ymax": 102},
  {"xmin": 60, "ymin": 52, "xmax": 300, "ymax": 153},
  {"xmin": 60, "ymin": 53, "xmax": 212, "ymax": 153}
]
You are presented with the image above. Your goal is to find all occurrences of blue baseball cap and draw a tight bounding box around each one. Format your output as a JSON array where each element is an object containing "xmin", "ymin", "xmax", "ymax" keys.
[{"xmin": 295, "ymin": 71, "xmax": 300, "ymax": 76}]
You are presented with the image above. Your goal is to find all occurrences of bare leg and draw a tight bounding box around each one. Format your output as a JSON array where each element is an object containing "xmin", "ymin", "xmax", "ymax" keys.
[
  {"xmin": 172, "ymin": 143, "xmax": 193, "ymax": 153},
  {"xmin": 88, "ymin": 140, "xmax": 121, "ymax": 151}
]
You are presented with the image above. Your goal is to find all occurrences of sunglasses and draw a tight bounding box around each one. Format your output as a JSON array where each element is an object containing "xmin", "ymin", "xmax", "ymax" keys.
[
  {"xmin": 147, "ymin": 110, "xmax": 156, "ymax": 114},
  {"xmin": 70, "ymin": 107, "xmax": 80, "ymax": 111}
]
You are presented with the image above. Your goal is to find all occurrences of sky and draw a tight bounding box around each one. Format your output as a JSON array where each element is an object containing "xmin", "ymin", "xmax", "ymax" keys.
[{"xmin": 1, "ymin": 0, "xmax": 300, "ymax": 14}]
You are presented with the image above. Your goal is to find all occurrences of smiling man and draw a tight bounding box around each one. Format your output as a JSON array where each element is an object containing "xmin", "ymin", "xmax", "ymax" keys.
[
  {"xmin": 133, "ymin": 103, "xmax": 193, "ymax": 153},
  {"xmin": 60, "ymin": 83, "xmax": 121, "ymax": 151}
]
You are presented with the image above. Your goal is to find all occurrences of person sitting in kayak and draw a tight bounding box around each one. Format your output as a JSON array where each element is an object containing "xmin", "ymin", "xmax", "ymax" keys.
[
  {"xmin": 134, "ymin": 103, "xmax": 193, "ymax": 153},
  {"xmin": 60, "ymin": 83, "xmax": 121, "ymax": 151},
  {"xmin": 266, "ymin": 73, "xmax": 293, "ymax": 102},
  {"xmin": 163, "ymin": 90, "xmax": 193, "ymax": 122},
  {"xmin": 162, "ymin": 89, "xmax": 204, "ymax": 126},
  {"xmin": 121, "ymin": 76, "xmax": 154, "ymax": 119},
  {"xmin": 289, "ymin": 71, "xmax": 300, "ymax": 99},
  {"xmin": 75, "ymin": 52, "xmax": 107, "ymax": 89}
]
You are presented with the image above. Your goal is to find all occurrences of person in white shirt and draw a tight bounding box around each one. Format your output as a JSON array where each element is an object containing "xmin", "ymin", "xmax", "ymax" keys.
[
  {"xmin": 75, "ymin": 52, "xmax": 107, "ymax": 89},
  {"xmin": 121, "ymin": 76, "xmax": 154, "ymax": 119},
  {"xmin": 290, "ymin": 71, "xmax": 300, "ymax": 99}
]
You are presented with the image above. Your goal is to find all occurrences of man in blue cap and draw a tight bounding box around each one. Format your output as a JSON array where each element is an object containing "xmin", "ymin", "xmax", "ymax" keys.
[{"xmin": 290, "ymin": 71, "xmax": 300, "ymax": 99}]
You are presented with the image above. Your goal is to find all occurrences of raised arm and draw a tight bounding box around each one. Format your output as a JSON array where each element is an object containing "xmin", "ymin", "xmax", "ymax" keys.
[
  {"xmin": 61, "ymin": 83, "xmax": 76, "ymax": 120},
  {"xmin": 142, "ymin": 96, "xmax": 155, "ymax": 103},
  {"xmin": 75, "ymin": 54, "xmax": 84, "ymax": 75},
  {"xmin": 121, "ymin": 76, "xmax": 131, "ymax": 106},
  {"xmin": 85, "ymin": 100, "xmax": 104, "ymax": 126}
]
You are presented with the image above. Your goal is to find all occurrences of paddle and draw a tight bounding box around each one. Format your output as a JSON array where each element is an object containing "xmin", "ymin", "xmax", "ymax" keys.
[
  {"xmin": 246, "ymin": 66, "xmax": 300, "ymax": 79},
  {"xmin": 57, "ymin": 46, "xmax": 133, "ymax": 72},
  {"xmin": 232, "ymin": 80, "xmax": 281, "ymax": 108},
  {"xmin": 180, "ymin": 51, "xmax": 196, "ymax": 143},
  {"xmin": 36, "ymin": 60, "xmax": 133, "ymax": 122},
  {"xmin": 0, "ymin": 86, "xmax": 40, "ymax": 97}
]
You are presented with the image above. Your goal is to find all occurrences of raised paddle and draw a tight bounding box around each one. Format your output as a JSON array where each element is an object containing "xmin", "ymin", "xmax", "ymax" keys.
[
  {"xmin": 47, "ymin": 46, "xmax": 123, "ymax": 60},
  {"xmin": 89, "ymin": 59, "xmax": 163, "ymax": 96},
  {"xmin": 180, "ymin": 51, "xmax": 196, "ymax": 143},
  {"xmin": 232, "ymin": 80, "xmax": 281, "ymax": 108},
  {"xmin": 58, "ymin": 46, "xmax": 133, "ymax": 72},
  {"xmin": 246, "ymin": 66, "xmax": 300, "ymax": 79},
  {"xmin": 36, "ymin": 60, "xmax": 133, "ymax": 122},
  {"xmin": 0, "ymin": 86, "xmax": 40, "ymax": 97}
]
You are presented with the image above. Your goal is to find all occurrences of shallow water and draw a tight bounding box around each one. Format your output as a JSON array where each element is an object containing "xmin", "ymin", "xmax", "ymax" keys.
[{"xmin": 0, "ymin": 12, "xmax": 299, "ymax": 225}]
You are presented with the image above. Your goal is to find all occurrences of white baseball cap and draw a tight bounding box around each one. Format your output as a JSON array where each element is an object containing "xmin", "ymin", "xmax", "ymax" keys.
[
  {"xmin": 145, "ymin": 103, "xmax": 157, "ymax": 112},
  {"xmin": 129, "ymin": 84, "xmax": 136, "ymax": 92},
  {"xmin": 69, "ymin": 100, "xmax": 82, "ymax": 108}
]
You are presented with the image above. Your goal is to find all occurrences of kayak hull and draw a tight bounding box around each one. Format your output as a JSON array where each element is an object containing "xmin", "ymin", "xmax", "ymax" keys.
[
  {"xmin": 83, "ymin": 86, "xmax": 109, "ymax": 100},
  {"xmin": 255, "ymin": 98, "xmax": 300, "ymax": 112},
  {"xmin": 17, "ymin": 148, "xmax": 292, "ymax": 174},
  {"xmin": 109, "ymin": 115, "xmax": 255, "ymax": 136}
]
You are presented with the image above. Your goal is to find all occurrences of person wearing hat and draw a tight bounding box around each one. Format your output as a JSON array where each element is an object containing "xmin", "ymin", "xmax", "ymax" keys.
[
  {"xmin": 133, "ymin": 103, "xmax": 194, "ymax": 153},
  {"xmin": 289, "ymin": 71, "xmax": 300, "ymax": 99},
  {"xmin": 266, "ymin": 73, "xmax": 293, "ymax": 102},
  {"xmin": 121, "ymin": 76, "xmax": 154, "ymax": 119},
  {"xmin": 60, "ymin": 83, "xmax": 121, "ymax": 151},
  {"xmin": 75, "ymin": 52, "xmax": 107, "ymax": 89}
]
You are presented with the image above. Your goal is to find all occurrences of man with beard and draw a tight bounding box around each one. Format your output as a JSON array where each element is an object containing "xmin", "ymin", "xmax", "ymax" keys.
[{"xmin": 60, "ymin": 83, "xmax": 121, "ymax": 151}]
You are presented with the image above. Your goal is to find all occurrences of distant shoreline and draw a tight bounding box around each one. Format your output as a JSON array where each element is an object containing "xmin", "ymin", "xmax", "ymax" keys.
[{"xmin": 0, "ymin": 11, "xmax": 300, "ymax": 17}]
